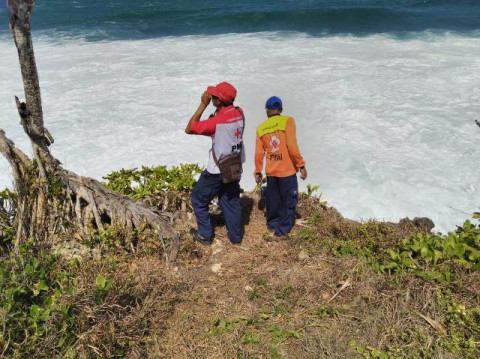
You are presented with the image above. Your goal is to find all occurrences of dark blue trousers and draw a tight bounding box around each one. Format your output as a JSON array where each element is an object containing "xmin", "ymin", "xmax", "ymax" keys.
[
  {"xmin": 191, "ymin": 170, "xmax": 242, "ymax": 243},
  {"xmin": 265, "ymin": 174, "xmax": 298, "ymax": 235}
]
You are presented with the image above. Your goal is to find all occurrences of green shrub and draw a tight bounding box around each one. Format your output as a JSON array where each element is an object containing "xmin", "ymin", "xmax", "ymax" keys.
[
  {"xmin": 103, "ymin": 163, "xmax": 203, "ymax": 199},
  {"xmin": 383, "ymin": 220, "xmax": 480, "ymax": 282},
  {"xmin": 95, "ymin": 274, "xmax": 114, "ymax": 304},
  {"xmin": 269, "ymin": 325, "xmax": 300, "ymax": 344},
  {"xmin": 349, "ymin": 290, "xmax": 480, "ymax": 359},
  {"xmin": 436, "ymin": 290, "xmax": 480, "ymax": 357},
  {"xmin": 207, "ymin": 317, "xmax": 254, "ymax": 337},
  {"xmin": 303, "ymin": 184, "xmax": 328, "ymax": 206},
  {"xmin": 0, "ymin": 240, "xmax": 76, "ymax": 356}
]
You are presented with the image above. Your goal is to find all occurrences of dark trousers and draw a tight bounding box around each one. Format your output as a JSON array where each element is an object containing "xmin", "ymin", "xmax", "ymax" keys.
[
  {"xmin": 266, "ymin": 174, "xmax": 298, "ymax": 235},
  {"xmin": 191, "ymin": 170, "xmax": 242, "ymax": 243}
]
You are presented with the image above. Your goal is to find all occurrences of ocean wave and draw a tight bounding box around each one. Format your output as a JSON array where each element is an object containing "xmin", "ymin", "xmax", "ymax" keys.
[
  {"xmin": 0, "ymin": 32, "xmax": 479, "ymax": 232},
  {"xmin": 1, "ymin": 0, "xmax": 479, "ymax": 40}
]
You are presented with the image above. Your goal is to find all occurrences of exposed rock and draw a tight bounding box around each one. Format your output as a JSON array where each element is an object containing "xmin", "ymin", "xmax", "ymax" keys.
[
  {"xmin": 321, "ymin": 291, "xmax": 333, "ymax": 300},
  {"xmin": 211, "ymin": 263, "xmax": 222, "ymax": 273},
  {"xmin": 398, "ymin": 217, "xmax": 435, "ymax": 233},
  {"xmin": 53, "ymin": 238, "xmax": 101, "ymax": 261},
  {"xmin": 298, "ymin": 249, "xmax": 310, "ymax": 261}
]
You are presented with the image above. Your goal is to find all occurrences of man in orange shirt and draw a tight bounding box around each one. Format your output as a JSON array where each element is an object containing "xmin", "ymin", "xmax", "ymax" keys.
[{"xmin": 255, "ymin": 96, "xmax": 307, "ymax": 236}]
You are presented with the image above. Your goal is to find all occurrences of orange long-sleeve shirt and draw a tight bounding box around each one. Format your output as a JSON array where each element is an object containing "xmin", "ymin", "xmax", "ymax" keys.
[{"xmin": 255, "ymin": 115, "xmax": 305, "ymax": 177}]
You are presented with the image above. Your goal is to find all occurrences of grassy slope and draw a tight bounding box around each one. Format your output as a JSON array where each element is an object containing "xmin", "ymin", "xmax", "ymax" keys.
[
  {"xmin": 1, "ymin": 191, "xmax": 479, "ymax": 358},
  {"xmin": 152, "ymin": 194, "xmax": 479, "ymax": 359}
]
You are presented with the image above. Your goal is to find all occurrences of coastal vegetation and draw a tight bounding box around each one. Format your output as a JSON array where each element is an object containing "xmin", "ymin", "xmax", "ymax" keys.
[{"xmin": 1, "ymin": 168, "xmax": 479, "ymax": 358}]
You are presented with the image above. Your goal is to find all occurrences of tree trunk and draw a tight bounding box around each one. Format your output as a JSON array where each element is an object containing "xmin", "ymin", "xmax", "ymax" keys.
[{"xmin": 1, "ymin": 0, "xmax": 179, "ymax": 261}]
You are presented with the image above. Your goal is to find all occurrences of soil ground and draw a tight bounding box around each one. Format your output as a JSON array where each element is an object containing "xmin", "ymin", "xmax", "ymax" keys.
[
  {"xmin": 7, "ymin": 191, "xmax": 477, "ymax": 358},
  {"xmin": 114, "ymin": 192, "xmax": 478, "ymax": 359}
]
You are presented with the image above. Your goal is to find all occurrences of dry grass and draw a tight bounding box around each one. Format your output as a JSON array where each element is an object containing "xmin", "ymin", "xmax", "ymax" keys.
[
  {"xmin": 136, "ymin": 193, "xmax": 478, "ymax": 358},
  {"xmin": 2, "ymin": 192, "xmax": 478, "ymax": 358}
]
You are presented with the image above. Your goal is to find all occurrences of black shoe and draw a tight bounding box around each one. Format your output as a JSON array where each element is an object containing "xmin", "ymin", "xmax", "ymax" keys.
[
  {"xmin": 228, "ymin": 230, "xmax": 244, "ymax": 246},
  {"xmin": 267, "ymin": 226, "xmax": 276, "ymax": 233},
  {"xmin": 190, "ymin": 228, "xmax": 213, "ymax": 246},
  {"xmin": 274, "ymin": 231, "xmax": 288, "ymax": 238}
]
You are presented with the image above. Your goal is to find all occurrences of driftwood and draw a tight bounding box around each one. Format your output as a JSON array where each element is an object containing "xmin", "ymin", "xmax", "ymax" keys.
[{"xmin": 1, "ymin": 0, "xmax": 179, "ymax": 261}]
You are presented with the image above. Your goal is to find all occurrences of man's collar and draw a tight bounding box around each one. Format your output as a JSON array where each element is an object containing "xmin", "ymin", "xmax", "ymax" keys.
[{"xmin": 217, "ymin": 104, "xmax": 235, "ymax": 115}]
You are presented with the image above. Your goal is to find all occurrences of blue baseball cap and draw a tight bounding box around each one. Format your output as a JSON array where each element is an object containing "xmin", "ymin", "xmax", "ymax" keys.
[{"xmin": 265, "ymin": 96, "xmax": 283, "ymax": 110}]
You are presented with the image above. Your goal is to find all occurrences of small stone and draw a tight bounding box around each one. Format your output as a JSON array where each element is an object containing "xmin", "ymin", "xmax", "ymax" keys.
[
  {"xmin": 211, "ymin": 263, "xmax": 222, "ymax": 273},
  {"xmin": 298, "ymin": 250, "xmax": 309, "ymax": 260},
  {"xmin": 321, "ymin": 291, "xmax": 332, "ymax": 300},
  {"xmin": 244, "ymin": 285, "xmax": 253, "ymax": 292},
  {"xmin": 53, "ymin": 239, "xmax": 93, "ymax": 261},
  {"xmin": 212, "ymin": 247, "xmax": 223, "ymax": 255}
]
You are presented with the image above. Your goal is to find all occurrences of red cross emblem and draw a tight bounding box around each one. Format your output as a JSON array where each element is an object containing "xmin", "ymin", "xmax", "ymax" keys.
[
  {"xmin": 234, "ymin": 128, "xmax": 242, "ymax": 139},
  {"xmin": 269, "ymin": 135, "xmax": 280, "ymax": 153}
]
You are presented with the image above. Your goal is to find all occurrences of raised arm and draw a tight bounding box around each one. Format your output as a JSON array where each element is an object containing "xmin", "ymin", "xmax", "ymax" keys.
[{"xmin": 185, "ymin": 91, "xmax": 211, "ymax": 134}]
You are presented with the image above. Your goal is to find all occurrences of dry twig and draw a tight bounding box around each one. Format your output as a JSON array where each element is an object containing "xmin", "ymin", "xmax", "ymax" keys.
[{"xmin": 327, "ymin": 277, "xmax": 352, "ymax": 303}]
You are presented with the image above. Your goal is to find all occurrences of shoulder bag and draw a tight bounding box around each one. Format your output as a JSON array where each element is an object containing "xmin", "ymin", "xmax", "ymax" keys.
[{"xmin": 212, "ymin": 108, "xmax": 245, "ymax": 184}]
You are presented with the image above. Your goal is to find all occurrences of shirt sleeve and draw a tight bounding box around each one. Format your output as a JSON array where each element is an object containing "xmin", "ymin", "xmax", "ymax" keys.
[
  {"xmin": 255, "ymin": 132, "xmax": 265, "ymax": 173},
  {"xmin": 190, "ymin": 116, "xmax": 217, "ymax": 136},
  {"xmin": 285, "ymin": 117, "xmax": 306, "ymax": 169}
]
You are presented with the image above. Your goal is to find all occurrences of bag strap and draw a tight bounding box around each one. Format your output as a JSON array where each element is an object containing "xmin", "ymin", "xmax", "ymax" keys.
[{"xmin": 211, "ymin": 107, "xmax": 245, "ymax": 167}]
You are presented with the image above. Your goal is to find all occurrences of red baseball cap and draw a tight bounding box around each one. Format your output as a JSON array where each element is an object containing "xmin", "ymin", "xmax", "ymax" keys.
[{"xmin": 206, "ymin": 82, "xmax": 237, "ymax": 103}]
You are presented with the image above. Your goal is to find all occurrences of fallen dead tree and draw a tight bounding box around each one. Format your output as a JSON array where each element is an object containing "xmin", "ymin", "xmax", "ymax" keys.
[{"xmin": 1, "ymin": 0, "xmax": 178, "ymax": 261}]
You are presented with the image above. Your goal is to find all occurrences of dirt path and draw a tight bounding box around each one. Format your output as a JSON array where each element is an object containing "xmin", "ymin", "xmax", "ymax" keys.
[
  {"xmin": 128, "ymin": 194, "xmax": 468, "ymax": 359},
  {"xmin": 150, "ymin": 200, "xmax": 353, "ymax": 358}
]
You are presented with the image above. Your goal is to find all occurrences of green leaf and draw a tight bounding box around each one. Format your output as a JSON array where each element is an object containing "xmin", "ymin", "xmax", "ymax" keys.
[
  {"xmin": 453, "ymin": 243, "xmax": 466, "ymax": 258},
  {"xmin": 289, "ymin": 329, "xmax": 300, "ymax": 339},
  {"xmin": 356, "ymin": 346, "xmax": 365, "ymax": 354},
  {"xmin": 471, "ymin": 263, "xmax": 480, "ymax": 271},
  {"xmin": 468, "ymin": 249, "xmax": 480, "ymax": 261},
  {"xmin": 420, "ymin": 245, "xmax": 430, "ymax": 258},
  {"xmin": 96, "ymin": 275, "xmax": 106, "ymax": 289},
  {"xmin": 30, "ymin": 305, "xmax": 40, "ymax": 318},
  {"xmin": 40, "ymin": 308, "xmax": 51, "ymax": 321},
  {"xmin": 32, "ymin": 280, "xmax": 49, "ymax": 297},
  {"xmin": 442, "ymin": 271, "xmax": 453, "ymax": 282},
  {"xmin": 387, "ymin": 249, "xmax": 400, "ymax": 261},
  {"xmin": 105, "ymin": 278, "xmax": 114, "ymax": 291},
  {"xmin": 25, "ymin": 263, "xmax": 33, "ymax": 275}
]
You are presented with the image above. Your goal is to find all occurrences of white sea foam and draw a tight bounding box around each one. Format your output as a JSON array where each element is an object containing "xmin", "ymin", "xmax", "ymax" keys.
[{"xmin": 0, "ymin": 32, "xmax": 479, "ymax": 232}]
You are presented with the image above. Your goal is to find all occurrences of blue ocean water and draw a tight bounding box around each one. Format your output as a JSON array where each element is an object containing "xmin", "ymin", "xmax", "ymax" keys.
[{"xmin": 1, "ymin": 0, "xmax": 480, "ymax": 40}]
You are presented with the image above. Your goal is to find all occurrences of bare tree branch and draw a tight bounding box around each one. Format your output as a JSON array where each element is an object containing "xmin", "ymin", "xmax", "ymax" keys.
[{"xmin": 1, "ymin": 0, "xmax": 179, "ymax": 261}]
